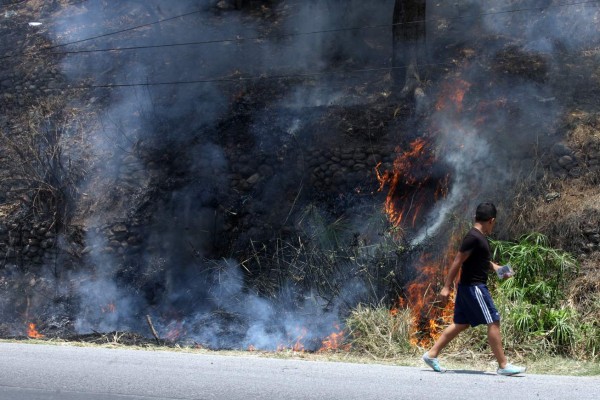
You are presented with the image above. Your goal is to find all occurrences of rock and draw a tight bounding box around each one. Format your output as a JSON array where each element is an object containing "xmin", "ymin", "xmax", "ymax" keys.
[
  {"xmin": 246, "ymin": 173, "xmax": 261, "ymax": 185},
  {"xmin": 25, "ymin": 246, "xmax": 39, "ymax": 255},
  {"xmin": 557, "ymin": 155, "xmax": 574, "ymax": 167},
  {"xmin": 551, "ymin": 143, "xmax": 572, "ymax": 157},
  {"xmin": 111, "ymin": 224, "xmax": 128, "ymax": 234},
  {"xmin": 545, "ymin": 192, "xmax": 560, "ymax": 202},
  {"xmin": 354, "ymin": 152, "xmax": 366, "ymax": 160}
]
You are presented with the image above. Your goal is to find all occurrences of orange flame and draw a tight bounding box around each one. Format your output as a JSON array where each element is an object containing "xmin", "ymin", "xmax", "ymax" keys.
[
  {"xmin": 435, "ymin": 78, "xmax": 472, "ymax": 112},
  {"xmin": 318, "ymin": 325, "xmax": 350, "ymax": 352},
  {"xmin": 277, "ymin": 327, "xmax": 308, "ymax": 352},
  {"xmin": 401, "ymin": 231, "xmax": 462, "ymax": 348},
  {"xmin": 376, "ymin": 138, "xmax": 443, "ymax": 230},
  {"xmin": 292, "ymin": 327, "xmax": 307, "ymax": 352},
  {"xmin": 27, "ymin": 323, "xmax": 44, "ymax": 339}
]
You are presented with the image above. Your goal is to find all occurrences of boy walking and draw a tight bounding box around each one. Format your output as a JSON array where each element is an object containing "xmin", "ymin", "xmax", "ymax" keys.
[{"xmin": 422, "ymin": 202, "xmax": 526, "ymax": 376}]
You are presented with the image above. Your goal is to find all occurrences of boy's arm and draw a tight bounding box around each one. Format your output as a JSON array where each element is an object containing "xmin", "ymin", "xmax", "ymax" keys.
[
  {"xmin": 440, "ymin": 250, "xmax": 471, "ymax": 300},
  {"xmin": 490, "ymin": 261, "xmax": 501, "ymax": 273}
]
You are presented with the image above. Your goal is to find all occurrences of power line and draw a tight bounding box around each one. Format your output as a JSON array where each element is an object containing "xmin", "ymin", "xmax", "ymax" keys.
[
  {"xmin": 4, "ymin": 0, "xmax": 599, "ymax": 61},
  {"xmin": 48, "ymin": 8, "xmax": 205, "ymax": 49},
  {"xmin": 26, "ymin": 61, "xmax": 457, "ymax": 91}
]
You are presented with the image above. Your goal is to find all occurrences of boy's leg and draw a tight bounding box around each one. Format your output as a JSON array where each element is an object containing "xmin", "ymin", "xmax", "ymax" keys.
[
  {"xmin": 427, "ymin": 323, "xmax": 469, "ymax": 358},
  {"xmin": 487, "ymin": 321, "xmax": 507, "ymax": 368},
  {"xmin": 489, "ymin": 321, "xmax": 527, "ymax": 375}
]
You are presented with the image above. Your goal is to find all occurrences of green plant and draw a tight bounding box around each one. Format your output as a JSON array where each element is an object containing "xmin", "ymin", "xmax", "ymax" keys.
[
  {"xmin": 491, "ymin": 233, "xmax": 583, "ymax": 357},
  {"xmin": 578, "ymin": 322, "xmax": 600, "ymax": 359},
  {"xmin": 545, "ymin": 307, "xmax": 576, "ymax": 347},
  {"xmin": 492, "ymin": 233, "xmax": 578, "ymax": 307}
]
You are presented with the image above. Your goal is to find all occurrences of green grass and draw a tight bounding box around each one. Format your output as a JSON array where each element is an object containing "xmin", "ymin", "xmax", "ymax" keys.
[{"xmin": 491, "ymin": 233, "xmax": 600, "ymax": 359}]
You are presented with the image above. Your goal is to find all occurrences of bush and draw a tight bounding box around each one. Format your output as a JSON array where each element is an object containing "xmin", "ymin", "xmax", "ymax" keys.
[{"xmin": 491, "ymin": 233, "xmax": 591, "ymax": 358}]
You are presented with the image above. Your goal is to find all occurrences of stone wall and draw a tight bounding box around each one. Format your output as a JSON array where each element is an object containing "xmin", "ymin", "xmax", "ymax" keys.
[{"xmin": 0, "ymin": 219, "xmax": 57, "ymax": 266}]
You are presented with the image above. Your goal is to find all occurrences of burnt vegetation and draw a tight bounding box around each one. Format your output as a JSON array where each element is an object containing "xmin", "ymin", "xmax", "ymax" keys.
[{"xmin": 0, "ymin": 0, "xmax": 599, "ymax": 358}]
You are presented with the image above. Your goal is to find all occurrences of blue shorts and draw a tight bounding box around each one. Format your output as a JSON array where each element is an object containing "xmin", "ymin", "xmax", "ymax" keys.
[{"xmin": 454, "ymin": 284, "xmax": 500, "ymax": 327}]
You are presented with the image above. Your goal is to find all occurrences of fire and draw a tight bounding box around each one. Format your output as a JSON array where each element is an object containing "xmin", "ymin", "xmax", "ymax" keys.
[
  {"xmin": 27, "ymin": 323, "xmax": 44, "ymax": 339},
  {"xmin": 376, "ymin": 138, "xmax": 445, "ymax": 229},
  {"xmin": 276, "ymin": 326, "xmax": 307, "ymax": 352},
  {"xmin": 435, "ymin": 78, "xmax": 472, "ymax": 112},
  {"xmin": 292, "ymin": 327, "xmax": 307, "ymax": 352},
  {"xmin": 318, "ymin": 325, "xmax": 350, "ymax": 352},
  {"xmin": 376, "ymin": 75, "xmax": 479, "ymax": 347},
  {"xmin": 399, "ymin": 231, "xmax": 462, "ymax": 348}
]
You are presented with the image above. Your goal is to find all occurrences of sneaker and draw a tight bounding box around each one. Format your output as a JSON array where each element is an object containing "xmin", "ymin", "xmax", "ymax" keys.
[
  {"xmin": 422, "ymin": 351, "xmax": 447, "ymax": 373},
  {"xmin": 497, "ymin": 363, "xmax": 527, "ymax": 376}
]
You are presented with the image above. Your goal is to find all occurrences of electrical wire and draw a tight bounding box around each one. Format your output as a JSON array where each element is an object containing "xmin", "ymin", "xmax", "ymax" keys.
[
  {"xmin": 2, "ymin": 0, "xmax": 598, "ymax": 61},
  {"xmin": 53, "ymin": 0, "xmax": 600, "ymax": 49},
  {"xmin": 28, "ymin": 61, "xmax": 458, "ymax": 90},
  {"xmin": 5, "ymin": 0, "xmax": 600, "ymax": 92},
  {"xmin": 49, "ymin": 7, "xmax": 206, "ymax": 49}
]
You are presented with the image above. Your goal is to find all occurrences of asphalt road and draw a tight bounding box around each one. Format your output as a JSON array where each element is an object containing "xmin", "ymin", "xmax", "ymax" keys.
[{"xmin": 0, "ymin": 342, "xmax": 598, "ymax": 400}]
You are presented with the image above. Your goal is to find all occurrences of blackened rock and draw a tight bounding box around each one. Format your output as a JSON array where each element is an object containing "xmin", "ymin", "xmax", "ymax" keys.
[
  {"xmin": 552, "ymin": 143, "xmax": 572, "ymax": 157},
  {"xmin": 246, "ymin": 173, "xmax": 261, "ymax": 185},
  {"xmin": 558, "ymin": 155, "xmax": 574, "ymax": 167}
]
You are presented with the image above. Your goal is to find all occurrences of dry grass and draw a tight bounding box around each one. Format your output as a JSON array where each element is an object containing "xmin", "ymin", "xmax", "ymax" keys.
[
  {"xmin": 567, "ymin": 111, "xmax": 600, "ymax": 145},
  {"xmin": 345, "ymin": 305, "xmax": 415, "ymax": 360},
  {"xmin": 506, "ymin": 180, "xmax": 600, "ymax": 254},
  {"xmin": 505, "ymin": 108, "xmax": 600, "ymax": 250}
]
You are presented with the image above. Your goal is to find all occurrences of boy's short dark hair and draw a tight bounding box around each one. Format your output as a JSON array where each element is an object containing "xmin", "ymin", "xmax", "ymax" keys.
[{"xmin": 475, "ymin": 202, "xmax": 497, "ymax": 222}]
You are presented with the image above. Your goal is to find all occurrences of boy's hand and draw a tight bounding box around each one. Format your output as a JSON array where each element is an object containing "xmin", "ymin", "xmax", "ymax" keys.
[
  {"xmin": 439, "ymin": 286, "xmax": 451, "ymax": 301},
  {"xmin": 496, "ymin": 264, "xmax": 514, "ymax": 279}
]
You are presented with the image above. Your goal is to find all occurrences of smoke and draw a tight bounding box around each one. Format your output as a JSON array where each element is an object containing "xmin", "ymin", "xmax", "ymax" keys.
[
  {"xmin": 409, "ymin": 0, "xmax": 599, "ymax": 246},
  {"xmin": 4, "ymin": 0, "xmax": 595, "ymax": 347},
  {"xmin": 15, "ymin": 0, "xmax": 393, "ymax": 348},
  {"xmin": 476, "ymin": 0, "xmax": 600, "ymax": 52}
]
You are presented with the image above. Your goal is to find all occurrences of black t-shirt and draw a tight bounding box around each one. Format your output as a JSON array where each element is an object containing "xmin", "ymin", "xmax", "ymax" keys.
[{"xmin": 458, "ymin": 228, "xmax": 491, "ymax": 285}]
